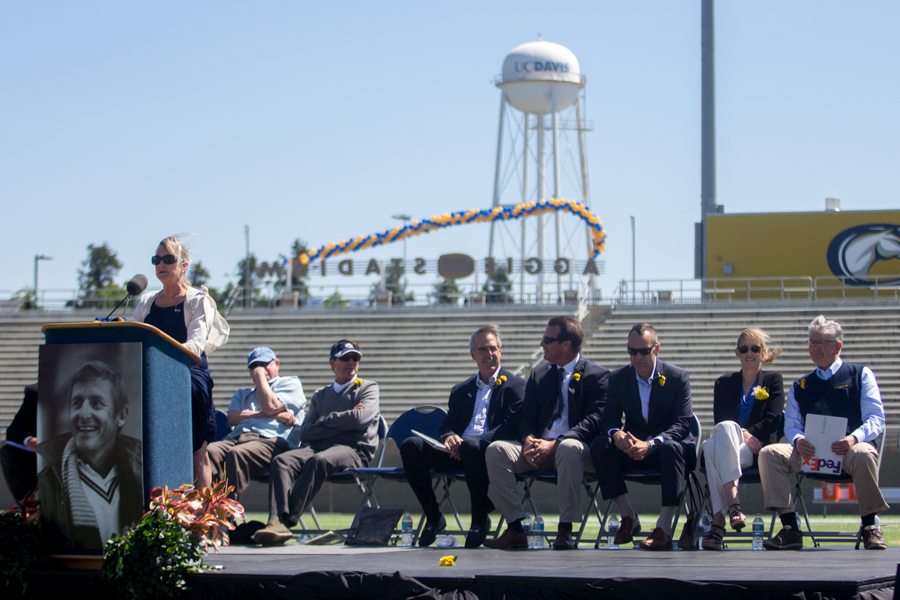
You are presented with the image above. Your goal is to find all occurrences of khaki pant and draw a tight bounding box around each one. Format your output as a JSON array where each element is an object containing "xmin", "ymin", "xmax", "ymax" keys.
[
  {"xmin": 485, "ymin": 438, "xmax": 594, "ymax": 525},
  {"xmin": 208, "ymin": 433, "xmax": 289, "ymax": 501},
  {"xmin": 758, "ymin": 442, "xmax": 889, "ymax": 516}
]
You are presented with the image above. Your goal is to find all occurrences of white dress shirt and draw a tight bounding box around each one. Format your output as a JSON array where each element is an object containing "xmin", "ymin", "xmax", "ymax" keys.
[{"xmin": 462, "ymin": 367, "xmax": 500, "ymax": 439}]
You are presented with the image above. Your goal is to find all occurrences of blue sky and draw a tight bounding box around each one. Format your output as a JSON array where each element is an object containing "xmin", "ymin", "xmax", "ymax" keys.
[{"xmin": 2, "ymin": 2, "xmax": 898, "ymax": 299}]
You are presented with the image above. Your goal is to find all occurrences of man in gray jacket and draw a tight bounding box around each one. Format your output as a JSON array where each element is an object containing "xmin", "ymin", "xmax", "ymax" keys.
[{"xmin": 253, "ymin": 340, "xmax": 380, "ymax": 546}]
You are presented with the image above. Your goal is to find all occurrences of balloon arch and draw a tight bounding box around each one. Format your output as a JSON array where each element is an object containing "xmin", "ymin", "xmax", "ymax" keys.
[{"xmin": 296, "ymin": 198, "xmax": 606, "ymax": 267}]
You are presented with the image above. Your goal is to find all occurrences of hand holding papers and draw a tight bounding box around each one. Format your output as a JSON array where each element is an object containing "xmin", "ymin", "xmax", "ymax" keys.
[
  {"xmin": 412, "ymin": 430, "xmax": 451, "ymax": 454},
  {"xmin": 800, "ymin": 414, "xmax": 848, "ymax": 475}
]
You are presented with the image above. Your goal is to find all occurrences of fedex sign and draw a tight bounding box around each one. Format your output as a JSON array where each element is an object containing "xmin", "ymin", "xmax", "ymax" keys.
[{"xmin": 801, "ymin": 456, "xmax": 843, "ymax": 475}]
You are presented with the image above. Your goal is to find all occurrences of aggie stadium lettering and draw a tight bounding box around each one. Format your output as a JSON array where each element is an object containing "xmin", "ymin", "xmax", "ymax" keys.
[{"xmin": 279, "ymin": 253, "xmax": 604, "ymax": 280}]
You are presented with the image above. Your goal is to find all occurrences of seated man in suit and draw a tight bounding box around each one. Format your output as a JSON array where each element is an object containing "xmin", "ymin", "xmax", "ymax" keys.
[
  {"xmin": 591, "ymin": 323, "xmax": 694, "ymax": 551},
  {"xmin": 486, "ymin": 316, "xmax": 609, "ymax": 550},
  {"xmin": 759, "ymin": 315, "xmax": 889, "ymax": 550},
  {"xmin": 400, "ymin": 325, "xmax": 526, "ymax": 548},
  {"xmin": 253, "ymin": 340, "xmax": 380, "ymax": 546},
  {"xmin": 208, "ymin": 347, "xmax": 306, "ymax": 501},
  {"xmin": 1, "ymin": 383, "xmax": 38, "ymax": 503}
]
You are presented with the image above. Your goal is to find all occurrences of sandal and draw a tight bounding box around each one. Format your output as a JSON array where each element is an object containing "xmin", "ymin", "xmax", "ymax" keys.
[
  {"xmin": 702, "ymin": 523, "xmax": 725, "ymax": 550},
  {"xmin": 729, "ymin": 503, "xmax": 747, "ymax": 531}
]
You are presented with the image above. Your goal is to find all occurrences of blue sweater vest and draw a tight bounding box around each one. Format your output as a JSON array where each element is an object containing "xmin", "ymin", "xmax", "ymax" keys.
[{"xmin": 793, "ymin": 363, "xmax": 864, "ymax": 438}]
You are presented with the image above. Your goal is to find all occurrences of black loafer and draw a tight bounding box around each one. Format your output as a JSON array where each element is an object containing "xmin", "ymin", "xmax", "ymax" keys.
[
  {"xmin": 418, "ymin": 515, "xmax": 446, "ymax": 547},
  {"xmin": 465, "ymin": 515, "xmax": 491, "ymax": 548}
]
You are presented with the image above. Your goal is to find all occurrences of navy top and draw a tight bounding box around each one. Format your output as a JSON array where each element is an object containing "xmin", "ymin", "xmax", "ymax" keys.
[
  {"xmin": 793, "ymin": 363, "xmax": 863, "ymax": 439},
  {"xmin": 144, "ymin": 301, "xmax": 209, "ymax": 369}
]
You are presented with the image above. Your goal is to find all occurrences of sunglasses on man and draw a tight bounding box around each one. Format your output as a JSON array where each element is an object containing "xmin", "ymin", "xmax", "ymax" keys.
[{"xmin": 626, "ymin": 346, "xmax": 655, "ymax": 356}]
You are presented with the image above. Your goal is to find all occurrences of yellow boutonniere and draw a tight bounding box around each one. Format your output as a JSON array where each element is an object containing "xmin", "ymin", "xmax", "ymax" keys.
[
  {"xmin": 353, "ymin": 378, "xmax": 363, "ymax": 386},
  {"xmin": 439, "ymin": 555, "xmax": 457, "ymax": 566},
  {"xmin": 495, "ymin": 375, "xmax": 507, "ymax": 386},
  {"xmin": 573, "ymin": 372, "xmax": 582, "ymax": 382},
  {"xmin": 800, "ymin": 378, "xmax": 806, "ymax": 389},
  {"xmin": 656, "ymin": 374, "xmax": 666, "ymax": 387},
  {"xmin": 752, "ymin": 386, "xmax": 770, "ymax": 400}
]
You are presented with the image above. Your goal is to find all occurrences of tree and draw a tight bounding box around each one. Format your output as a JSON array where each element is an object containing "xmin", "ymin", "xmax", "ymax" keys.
[
  {"xmin": 286, "ymin": 238, "xmax": 310, "ymax": 304},
  {"xmin": 484, "ymin": 265, "xmax": 514, "ymax": 304},
  {"xmin": 76, "ymin": 243, "xmax": 124, "ymax": 308},
  {"xmin": 235, "ymin": 254, "xmax": 261, "ymax": 308},
  {"xmin": 371, "ymin": 263, "xmax": 414, "ymax": 306},
  {"xmin": 324, "ymin": 291, "xmax": 349, "ymax": 308},
  {"xmin": 78, "ymin": 243, "xmax": 123, "ymax": 294},
  {"xmin": 188, "ymin": 261, "xmax": 211, "ymax": 287},
  {"xmin": 433, "ymin": 278, "xmax": 461, "ymax": 306}
]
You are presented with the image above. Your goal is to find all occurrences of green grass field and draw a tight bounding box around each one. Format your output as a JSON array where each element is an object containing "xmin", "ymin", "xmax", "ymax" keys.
[{"xmin": 243, "ymin": 512, "xmax": 900, "ymax": 547}]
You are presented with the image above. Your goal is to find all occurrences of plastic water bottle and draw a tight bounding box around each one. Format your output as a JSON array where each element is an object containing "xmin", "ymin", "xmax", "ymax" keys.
[
  {"xmin": 533, "ymin": 515, "xmax": 545, "ymax": 549},
  {"xmin": 752, "ymin": 513, "xmax": 765, "ymax": 550},
  {"xmin": 607, "ymin": 513, "xmax": 620, "ymax": 549},
  {"xmin": 436, "ymin": 536, "xmax": 458, "ymax": 548},
  {"xmin": 698, "ymin": 513, "xmax": 711, "ymax": 550},
  {"xmin": 522, "ymin": 514, "xmax": 533, "ymax": 549},
  {"xmin": 400, "ymin": 511, "xmax": 414, "ymax": 547}
]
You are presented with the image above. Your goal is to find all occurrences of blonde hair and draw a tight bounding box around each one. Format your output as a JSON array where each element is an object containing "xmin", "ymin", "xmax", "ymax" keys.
[
  {"xmin": 738, "ymin": 327, "xmax": 781, "ymax": 365},
  {"xmin": 158, "ymin": 235, "xmax": 193, "ymax": 279}
]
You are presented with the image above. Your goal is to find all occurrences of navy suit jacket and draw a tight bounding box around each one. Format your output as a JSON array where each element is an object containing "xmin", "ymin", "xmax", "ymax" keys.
[
  {"xmin": 518, "ymin": 357, "xmax": 610, "ymax": 443},
  {"xmin": 439, "ymin": 368, "xmax": 526, "ymax": 443},
  {"xmin": 601, "ymin": 359, "xmax": 694, "ymax": 445}
]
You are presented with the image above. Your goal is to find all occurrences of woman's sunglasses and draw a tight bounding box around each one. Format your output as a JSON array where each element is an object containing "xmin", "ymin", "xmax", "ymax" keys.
[
  {"xmin": 738, "ymin": 345, "xmax": 762, "ymax": 354},
  {"xmin": 151, "ymin": 254, "xmax": 178, "ymax": 265}
]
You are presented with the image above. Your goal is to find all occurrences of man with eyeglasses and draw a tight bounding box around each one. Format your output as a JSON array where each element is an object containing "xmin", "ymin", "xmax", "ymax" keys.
[
  {"xmin": 591, "ymin": 322, "xmax": 694, "ymax": 551},
  {"xmin": 399, "ymin": 325, "xmax": 526, "ymax": 548},
  {"xmin": 759, "ymin": 315, "xmax": 888, "ymax": 550},
  {"xmin": 207, "ymin": 347, "xmax": 306, "ymax": 501},
  {"xmin": 485, "ymin": 316, "xmax": 609, "ymax": 550},
  {"xmin": 253, "ymin": 340, "xmax": 380, "ymax": 546}
]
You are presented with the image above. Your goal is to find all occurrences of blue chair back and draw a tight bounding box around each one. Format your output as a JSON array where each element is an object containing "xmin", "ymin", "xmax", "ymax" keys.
[
  {"xmin": 215, "ymin": 409, "xmax": 232, "ymax": 441},
  {"xmin": 386, "ymin": 405, "xmax": 448, "ymax": 449}
]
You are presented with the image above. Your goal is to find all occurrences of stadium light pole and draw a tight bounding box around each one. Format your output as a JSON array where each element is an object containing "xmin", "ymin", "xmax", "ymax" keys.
[
  {"xmin": 244, "ymin": 225, "xmax": 250, "ymax": 309},
  {"xmin": 392, "ymin": 213, "xmax": 411, "ymax": 291},
  {"xmin": 631, "ymin": 216, "xmax": 636, "ymax": 304},
  {"xmin": 34, "ymin": 254, "xmax": 52, "ymax": 308}
]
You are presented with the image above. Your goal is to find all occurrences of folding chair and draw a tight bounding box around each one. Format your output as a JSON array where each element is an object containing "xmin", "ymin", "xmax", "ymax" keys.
[
  {"xmin": 594, "ymin": 414, "xmax": 704, "ymax": 548},
  {"xmin": 793, "ymin": 429, "xmax": 886, "ymax": 549},
  {"xmin": 514, "ymin": 470, "xmax": 603, "ymax": 548},
  {"xmin": 352, "ymin": 406, "xmax": 470, "ymax": 544},
  {"xmin": 695, "ymin": 415, "xmax": 784, "ymax": 547},
  {"xmin": 248, "ymin": 414, "xmax": 388, "ymax": 535}
]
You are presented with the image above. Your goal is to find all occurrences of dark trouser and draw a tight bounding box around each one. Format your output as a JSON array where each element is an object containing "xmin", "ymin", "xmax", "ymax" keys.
[
  {"xmin": 268, "ymin": 444, "xmax": 363, "ymax": 526},
  {"xmin": 208, "ymin": 433, "xmax": 290, "ymax": 500},
  {"xmin": 0, "ymin": 444, "xmax": 37, "ymax": 502},
  {"xmin": 399, "ymin": 436, "xmax": 494, "ymax": 523},
  {"xmin": 591, "ymin": 435, "xmax": 694, "ymax": 507}
]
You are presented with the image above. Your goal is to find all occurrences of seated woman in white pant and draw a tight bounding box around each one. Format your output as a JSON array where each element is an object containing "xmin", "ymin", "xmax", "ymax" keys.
[{"xmin": 702, "ymin": 327, "xmax": 784, "ymax": 550}]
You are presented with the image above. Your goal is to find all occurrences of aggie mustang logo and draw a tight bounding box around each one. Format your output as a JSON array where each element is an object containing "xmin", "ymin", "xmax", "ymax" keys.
[{"xmin": 827, "ymin": 224, "xmax": 900, "ymax": 286}]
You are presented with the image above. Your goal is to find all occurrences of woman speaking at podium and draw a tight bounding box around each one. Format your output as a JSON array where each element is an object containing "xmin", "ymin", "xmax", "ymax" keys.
[
  {"xmin": 133, "ymin": 235, "xmax": 226, "ymax": 488},
  {"xmin": 701, "ymin": 327, "xmax": 785, "ymax": 550}
]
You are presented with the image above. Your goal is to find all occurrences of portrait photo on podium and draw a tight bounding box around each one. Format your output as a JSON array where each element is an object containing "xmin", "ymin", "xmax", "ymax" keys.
[{"xmin": 36, "ymin": 342, "xmax": 144, "ymax": 551}]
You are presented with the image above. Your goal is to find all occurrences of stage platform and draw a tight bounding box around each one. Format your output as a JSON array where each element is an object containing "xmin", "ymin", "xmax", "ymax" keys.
[
  {"xmin": 21, "ymin": 544, "xmax": 897, "ymax": 599},
  {"xmin": 185, "ymin": 544, "xmax": 897, "ymax": 600}
]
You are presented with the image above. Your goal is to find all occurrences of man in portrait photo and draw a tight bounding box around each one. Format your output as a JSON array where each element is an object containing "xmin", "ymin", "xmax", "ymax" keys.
[{"xmin": 38, "ymin": 360, "xmax": 144, "ymax": 550}]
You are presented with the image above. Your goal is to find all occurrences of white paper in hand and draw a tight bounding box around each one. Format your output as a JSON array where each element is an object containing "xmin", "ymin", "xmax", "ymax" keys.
[{"xmin": 801, "ymin": 414, "xmax": 848, "ymax": 475}]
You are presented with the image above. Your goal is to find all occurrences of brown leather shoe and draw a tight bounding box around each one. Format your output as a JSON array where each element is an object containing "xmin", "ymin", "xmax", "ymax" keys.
[
  {"xmin": 614, "ymin": 515, "xmax": 642, "ymax": 545},
  {"xmin": 484, "ymin": 527, "xmax": 527, "ymax": 550},
  {"xmin": 552, "ymin": 530, "xmax": 576, "ymax": 550},
  {"xmin": 638, "ymin": 527, "xmax": 673, "ymax": 551}
]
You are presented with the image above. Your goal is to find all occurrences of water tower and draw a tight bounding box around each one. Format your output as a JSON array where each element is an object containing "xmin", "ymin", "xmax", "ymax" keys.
[{"xmin": 489, "ymin": 38, "xmax": 594, "ymax": 300}]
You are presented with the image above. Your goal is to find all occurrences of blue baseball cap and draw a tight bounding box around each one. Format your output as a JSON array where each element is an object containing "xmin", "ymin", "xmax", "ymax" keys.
[{"xmin": 247, "ymin": 347, "xmax": 277, "ymax": 368}]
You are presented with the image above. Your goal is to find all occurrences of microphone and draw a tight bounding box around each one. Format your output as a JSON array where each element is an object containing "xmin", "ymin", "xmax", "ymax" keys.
[
  {"xmin": 102, "ymin": 274, "xmax": 148, "ymax": 321},
  {"xmin": 126, "ymin": 274, "xmax": 148, "ymax": 296}
]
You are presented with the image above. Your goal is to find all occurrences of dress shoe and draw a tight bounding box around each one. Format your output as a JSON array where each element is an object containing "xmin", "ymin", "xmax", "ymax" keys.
[
  {"xmin": 614, "ymin": 515, "xmax": 641, "ymax": 546},
  {"xmin": 484, "ymin": 527, "xmax": 527, "ymax": 550},
  {"xmin": 251, "ymin": 518, "xmax": 294, "ymax": 546},
  {"xmin": 763, "ymin": 526, "xmax": 802, "ymax": 550},
  {"xmin": 862, "ymin": 526, "xmax": 887, "ymax": 550},
  {"xmin": 552, "ymin": 530, "xmax": 576, "ymax": 550},
  {"xmin": 638, "ymin": 527, "xmax": 673, "ymax": 551},
  {"xmin": 418, "ymin": 514, "xmax": 446, "ymax": 547},
  {"xmin": 465, "ymin": 515, "xmax": 491, "ymax": 549}
]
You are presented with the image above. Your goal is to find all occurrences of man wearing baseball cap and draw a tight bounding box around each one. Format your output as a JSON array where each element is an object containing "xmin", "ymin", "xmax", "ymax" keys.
[
  {"xmin": 253, "ymin": 339, "xmax": 380, "ymax": 546},
  {"xmin": 207, "ymin": 347, "xmax": 306, "ymax": 501}
]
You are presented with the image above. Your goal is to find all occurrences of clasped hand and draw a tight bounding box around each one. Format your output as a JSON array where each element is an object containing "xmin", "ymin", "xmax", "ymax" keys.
[
  {"xmin": 523, "ymin": 436, "xmax": 558, "ymax": 468},
  {"xmin": 613, "ymin": 431, "xmax": 652, "ymax": 461}
]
